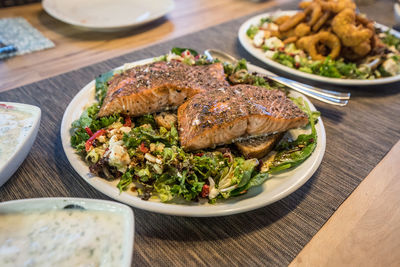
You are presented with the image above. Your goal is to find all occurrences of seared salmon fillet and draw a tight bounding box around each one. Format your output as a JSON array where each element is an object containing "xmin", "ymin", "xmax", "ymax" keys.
[
  {"xmin": 178, "ymin": 85, "xmax": 309, "ymax": 150},
  {"xmin": 98, "ymin": 61, "xmax": 228, "ymax": 117}
]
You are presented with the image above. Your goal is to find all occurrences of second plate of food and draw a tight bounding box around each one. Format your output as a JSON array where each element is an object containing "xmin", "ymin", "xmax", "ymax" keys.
[
  {"xmin": 238, "ymin": 8, "xmax": 400, "ymax": 86},
  {"xmin": 61, "ymin": 54, "xmax": 326, "ymax": 217}
]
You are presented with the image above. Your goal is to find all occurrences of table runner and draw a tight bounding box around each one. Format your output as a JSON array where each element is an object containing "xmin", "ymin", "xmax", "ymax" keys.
[{"xmin": 1, "ymin": 2, "xmax": 400, "ymax": 266}]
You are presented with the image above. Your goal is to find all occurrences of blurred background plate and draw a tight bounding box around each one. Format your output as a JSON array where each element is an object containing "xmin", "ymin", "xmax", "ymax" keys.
[{"xmin": 42, "ymin": 0, "xmax": 175, "ymax": 31}]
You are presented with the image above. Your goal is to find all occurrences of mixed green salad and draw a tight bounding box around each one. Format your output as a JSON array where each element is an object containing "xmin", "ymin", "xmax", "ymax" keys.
[
  {"xmin": 70, "ymin": 48, "xmax": 320, "ymax": 203},
  {"xmin": 247, "ymin": 17, "xmax": 400, "ymax": 79}
]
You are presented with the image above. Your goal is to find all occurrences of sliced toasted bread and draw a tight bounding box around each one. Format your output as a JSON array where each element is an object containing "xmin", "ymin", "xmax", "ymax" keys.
[{"xmin": 235, "ymin": 132, "xmax": 285, "ymax": 159}]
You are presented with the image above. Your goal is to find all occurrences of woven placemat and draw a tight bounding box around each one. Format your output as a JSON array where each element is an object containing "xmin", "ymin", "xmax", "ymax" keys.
[{"xmin": 1, "ymin": 2, "xmax": 400, "ymax": 266}]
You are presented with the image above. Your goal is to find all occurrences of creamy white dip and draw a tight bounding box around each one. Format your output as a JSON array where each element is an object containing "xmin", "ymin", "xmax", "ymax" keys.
[
  {"xmin": 0, "ymin": 105, "xmax": 34, "ymax": 165},
  {"xmin": 0, "ymin": 209, "xmax": 126, "ymax": 267}
]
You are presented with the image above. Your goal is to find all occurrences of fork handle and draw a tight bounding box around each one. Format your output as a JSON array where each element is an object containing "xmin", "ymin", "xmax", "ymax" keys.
[
  {"xmin": 269, "ymin": 75, "xmax": 350, "ymax": 100},
  {"xmin": 268, "ymin": 76, "xmax": 349, "ymax": 106}
]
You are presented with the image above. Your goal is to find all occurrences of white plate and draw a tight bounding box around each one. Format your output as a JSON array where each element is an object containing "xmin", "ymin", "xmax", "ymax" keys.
[
  {"xmin": 43, "ymin": 0, "xmax": 175, "ymax": 31},
  {"xmin": 60, "ymin": 57, "xmax": 326, "ymax": 217},
  {"xmin": 0, "ymin": 102, "xmax": 41, "ymax": 187},
  {"xmin": 238, "ymin": 10, "xmax": 400, "ymax": 86},
  {"xmin": 0, "ymin": 197, "xmax": 134, "ymax": 267}
]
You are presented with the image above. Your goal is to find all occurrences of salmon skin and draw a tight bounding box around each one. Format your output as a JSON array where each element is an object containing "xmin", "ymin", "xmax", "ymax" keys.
[
  {"xmin": 178, "ymin": 84, "xmax": 309, "ymax": 151},
  {"xmin": 97, "ymin": 60, "xmax": 228, "ymax": 117}
]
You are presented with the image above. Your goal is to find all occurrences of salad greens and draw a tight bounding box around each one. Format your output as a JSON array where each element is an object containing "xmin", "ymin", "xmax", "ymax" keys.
[
  {"xmin": 70, "ymin": 47, "xmax": 319, "ymax": 203},
  {"xmin": 261, "ymin": 98, "xmax": 318, "ymax": 173}
]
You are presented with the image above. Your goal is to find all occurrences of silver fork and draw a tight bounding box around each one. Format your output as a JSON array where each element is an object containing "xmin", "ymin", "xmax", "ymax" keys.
[{"xmin": 204, "ymin": 49, "xmax": 350, "ymax": 106}]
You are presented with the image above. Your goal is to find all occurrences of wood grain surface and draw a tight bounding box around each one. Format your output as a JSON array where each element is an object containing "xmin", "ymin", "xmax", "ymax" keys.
[
  {"xmin": 290, "ymin": 140, "xmax": 400, "ymax": 267},
  {"xmin": 0, "ymin": 0, "xmax": 289, "ymax": 92},
  {"xmin": 1, "ymin": 0, "xmax": 400, "ymax": 266}
]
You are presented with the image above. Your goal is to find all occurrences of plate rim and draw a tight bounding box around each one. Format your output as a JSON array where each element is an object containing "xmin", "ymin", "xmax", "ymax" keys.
[
  {"xmin": 238, "ymin": 10, "xmax": 400, "ymax": 86},
  {"xmin": 42, "ymin": 0, "xmax": 175, "ymax": 31},
  {"xmin": 60, "ymin": 57, "xmax": 326, "ymax": 217},
  {"xmin": 0, "ymin": 102, "xmax": 41, "ymax": 187}
]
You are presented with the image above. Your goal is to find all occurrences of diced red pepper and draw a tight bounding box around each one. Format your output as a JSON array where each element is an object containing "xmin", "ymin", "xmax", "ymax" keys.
[
  {"xmin": 278, "ymin": 47, "xmax": 285, "ymax": 52},
  {"xmin": 85, "ymin": 127, "xmax": 93, "ymax": 137},
  {"xmin": 139, "ymin": 142, "xmax": 149, "ymax": 153},
  {"xmin": 123, "ymin": 116, "xmax": 132, "ymax": 127},
  {"xmin": 195, "ymin": 152, "xmax": 204, "ymax": 157},
  {"xmin": 85, "ymin": 129, "xmax": 105, "ymax": 151},
  {"xmin": 201, "ymin": 184, "xmax": 209, "ymax": 198},
  {"xmin": 295, "ymin": 62, "xmax": 300, "ymax": 69}
]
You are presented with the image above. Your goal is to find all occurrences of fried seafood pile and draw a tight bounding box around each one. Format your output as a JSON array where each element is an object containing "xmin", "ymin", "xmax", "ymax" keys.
[{"xmin": 265, "ymin": 0, "xmax": 385, "ymax": 61}]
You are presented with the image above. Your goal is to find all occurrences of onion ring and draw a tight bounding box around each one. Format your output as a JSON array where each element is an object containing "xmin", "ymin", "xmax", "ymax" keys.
[
  {"xmin": 295, "ymin": 23, "xmax": 311, "ymax": 37},
  {"xmin": 305, "ymin": 3, "xmax": 322, "ymax": 26},
  {"xmin": 274, "ymin": 15, "xmax": 291, "ymax": 25},
  {"xmin": 279, "ymin": 12, "xmax": 306, "ymax": 32},
  {"xmin": 308, "ymin": 32, "xmax": 341, "ymax": 61},
  {"xmin": 312, "ymin": 11, "xmax": 331, "ymax": 32}
]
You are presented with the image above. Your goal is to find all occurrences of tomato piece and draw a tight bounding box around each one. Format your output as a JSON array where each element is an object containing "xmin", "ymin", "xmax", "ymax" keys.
[{"xmin": 201, "ymin": 184, "xmax": 209, "ymax": 198}]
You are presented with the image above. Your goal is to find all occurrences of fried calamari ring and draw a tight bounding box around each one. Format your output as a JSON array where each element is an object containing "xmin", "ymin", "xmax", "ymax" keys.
[
  {"xmin": 305, "ymin": 3, "xmax": 322, "ymax": 26},
  {"xmin": 283, "ymin": 36, "xmax": 298, "ymax": 44},
  {"xmin": 279, "ymin": 12, "xmax": 306, "ymax": 32},
  {"xmin": 274, "ymin": 15, "xmax": 291, "ymax": 25},
  {"xmin": 312, "ymin": 11, "xmax": 331, "ymax": 32},
  {"xmin": 352, "ymin": 41, "xmax": 371, "ymax": 57},
  {"xmin": 318, "ymin": 0, "xmax": 356, "ymax": 13},
  {"xmin": 299, "ymin": 1, "xmax": 312, "ymax": 9},
  {"xmin": 308, "ymin": 32, "xmax": 341, "ymax": 61},
  {"xmin": 296, "ymin": 35, "xmax": 314, "ymax": 51},
  {"xmin": 280, "ymin": 28, "xmax": 296, "ymax": 39},
  {"xmin": 295, "ymin": 23, "xmax": 311, "ymax": 37},
  {"xmin": 332, "ymin": 8, "xmax": 373, "ymax": 47}
]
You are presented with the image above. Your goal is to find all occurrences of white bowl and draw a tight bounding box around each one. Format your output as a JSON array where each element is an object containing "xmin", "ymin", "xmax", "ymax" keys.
[
  {"xmin": 0, "ymin": 102, "xmax": 41, "ymax": 187},
  {"xmin": 395, "ymin": 3, "xmax": 400, "ymax": 24},
  {"xmin": 0, "ymin": 197, "xmax": 134, "ymax": 267}
]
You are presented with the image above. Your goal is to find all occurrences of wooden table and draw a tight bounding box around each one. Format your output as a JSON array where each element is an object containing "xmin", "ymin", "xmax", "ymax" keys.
[{"xmin": 1, "ymin": 1, "xmax": 399, "ymax": 265}]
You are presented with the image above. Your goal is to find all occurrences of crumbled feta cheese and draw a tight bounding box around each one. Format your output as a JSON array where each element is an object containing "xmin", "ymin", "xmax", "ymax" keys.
[
  {"xmin": 382, "ymin": 58, "xmax": 400, "ymax": 76},
  {"xmin": 268, "ymin": 23, "xmax": 278, "ymax": 31},
  {"xmin": 265, "ymin": 50, "xmax": 276, "ymax": 59},
  {"xmin": 264, "ymin": 37, "xmax": 284, "ymax": 49},
  {"xmin": 119, "ymin": 127, "xmax": 131, "ymax": 134},
  {"xmin": 253, "ymin": 30, "xmax": 265, "ymax": 47},
  {"xmin": 108, "ymin": 144, "xmax": 130, "ymax": 173},
  {"xmin": 166, "ymin": 52, "xmax": 183, "ymax": 62},
  {"xmin": 294, "ymin": 55, "xmax": 301, "ymax": 63}
]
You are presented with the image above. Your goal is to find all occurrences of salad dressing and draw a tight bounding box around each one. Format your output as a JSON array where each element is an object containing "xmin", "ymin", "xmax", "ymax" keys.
[{"xmin": 0, "ymin": 210, "xmax": 126, "ymax": 267}]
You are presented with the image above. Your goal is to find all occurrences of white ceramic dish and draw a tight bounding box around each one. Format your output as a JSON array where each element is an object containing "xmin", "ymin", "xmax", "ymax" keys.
[
  {"xmin": 395, "ymin": 3, "xmax": 400, "ymax": 24},
  {"xmin": 0, "ymin": 102, "xmax": 41, "ymax": 187},
  {"xmin": 42, "ymin": 0, "xmax": 175, "ymax": 31},
  {"xmin": 0, "ymin": 197, "xmax": 134, "ymax": 267},
  {"xmin": 60, "ymin": 57, "xmax": 326, "ymax": 217},
  {"xmin": 238, "ymin": 10, "xmax": 400, "ymax": 86}
]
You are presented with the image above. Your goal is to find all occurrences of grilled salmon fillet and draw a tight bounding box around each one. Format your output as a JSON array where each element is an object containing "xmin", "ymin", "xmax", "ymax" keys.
[
  {"xmin": 178, "ymin": 85, "xmax": 309, "ymax": 151},
  {"xmin": 97, "ymin": 61, "xmax": 228, "ymax": 117}
]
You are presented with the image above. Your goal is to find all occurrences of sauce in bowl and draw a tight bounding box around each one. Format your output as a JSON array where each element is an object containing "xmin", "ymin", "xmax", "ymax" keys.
[
  {"xmin": 0, "ymin": 104, "xmax": 35, "ymax": 166},
  {"xmin": 0, "ymin": 209, "xmax": 126, "ymax": 267}
]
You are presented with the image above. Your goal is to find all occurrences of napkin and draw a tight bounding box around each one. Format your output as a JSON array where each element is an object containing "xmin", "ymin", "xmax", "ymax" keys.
[{"xmin": 0, "ymin": 17, "xmax": 55, "ymax": 59}]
